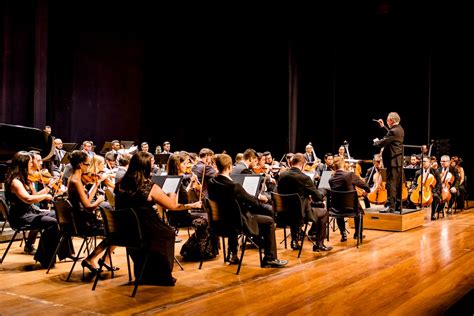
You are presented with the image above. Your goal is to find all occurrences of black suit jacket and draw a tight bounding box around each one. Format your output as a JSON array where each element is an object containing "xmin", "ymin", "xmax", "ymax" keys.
[
  {"xmin": 277, "ymin": 167, "xmax": 324, "ymax": 219},
  {"xmin": 374, "ymin": 124, "xmax": 404, "ymax": 167},
  {"xmin": 231, "ymin": 161, "xmax": 253, "ymax": 175},
  {"xmin": 329, "ymin": 169, "xmax": 370, "ymax": 193},
  {"xmin": 208, "ymin": 175, "xmax": 263, "ymax": 235}
]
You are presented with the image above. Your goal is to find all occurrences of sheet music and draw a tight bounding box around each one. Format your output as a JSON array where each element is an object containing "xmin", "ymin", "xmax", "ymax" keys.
[
  {"xmin": 162, "ymin": 177, "xmax": 180, "ymax": 194},
  {"xmin": 242, "ymin": 176, "xmax": 260, "ymax": 196}
]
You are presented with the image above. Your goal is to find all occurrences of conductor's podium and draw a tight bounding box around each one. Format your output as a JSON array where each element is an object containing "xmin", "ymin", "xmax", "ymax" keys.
[{"xmin": 349, "ymin": 205, "xmax": 425, "ymax": 232}]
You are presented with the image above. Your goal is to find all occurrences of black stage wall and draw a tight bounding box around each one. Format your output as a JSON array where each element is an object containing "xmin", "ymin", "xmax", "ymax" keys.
[{"xmin": 1, "ymin": 1, "xmax": 471, "ymax": 174}]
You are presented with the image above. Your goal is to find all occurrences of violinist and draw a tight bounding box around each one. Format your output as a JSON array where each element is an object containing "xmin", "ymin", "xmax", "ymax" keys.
[
  {"xmin": 165, "ymin": 152, "xmax": 202, "ymax": 229},
  {"xmin": 409, "ymin": 157, "xmax": 441, "ymax": 220},
  {"xmin": 437, "ymin": 155, "xmax": 460, "ymax": 213},
  {"xmin": 67, "ymin": 150, "xmax": 115, "ymax": 273},
  {"xmin": 329, "ymin": 156, "xmax": 370, "ymax": 242},
  {"xmin": 4, "ymin": 151, "xmax": 73, "ymax": 268},
  {"xmin": 191, "ymin": 148, "xmax": 217, "ymax": 199}
]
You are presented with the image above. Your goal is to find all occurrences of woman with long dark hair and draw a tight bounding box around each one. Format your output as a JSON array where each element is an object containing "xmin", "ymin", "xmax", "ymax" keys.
[
  {"xmin": 4, "ymin": 151, "xmax": 71, "ymax": 268},
  {"xmin": 115, "ymin": 151, "xmax": 201, "ymax": 285}
]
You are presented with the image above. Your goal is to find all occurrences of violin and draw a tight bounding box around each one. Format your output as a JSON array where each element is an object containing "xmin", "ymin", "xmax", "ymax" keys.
[
  {"xmin": 81, "ymin": 172, "xmax": 100, "ymax": 185},
  {"xmin": 28, "ymin": 169, "xmax": 62, "ymax": 191},
  {"xmin": 367, "ymin": 169, "xmax": 388, "ymax": 205}
]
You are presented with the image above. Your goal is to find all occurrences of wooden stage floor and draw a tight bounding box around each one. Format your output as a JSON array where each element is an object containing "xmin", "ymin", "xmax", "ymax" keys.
[{"xmin": 1, "ymin": 206, "xmax": 473, "ymax": 315}]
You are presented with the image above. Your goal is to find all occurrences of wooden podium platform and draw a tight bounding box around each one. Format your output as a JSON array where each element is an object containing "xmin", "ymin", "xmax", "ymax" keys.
[{"xmin": 349, "ymin": 205, "xmax": 425, "ymax": 232}]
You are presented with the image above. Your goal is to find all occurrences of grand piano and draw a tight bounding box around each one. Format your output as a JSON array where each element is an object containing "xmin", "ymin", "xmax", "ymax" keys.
[{"xmin": 0, "ymin": 123, "xmax": 54, "ymax": 182}]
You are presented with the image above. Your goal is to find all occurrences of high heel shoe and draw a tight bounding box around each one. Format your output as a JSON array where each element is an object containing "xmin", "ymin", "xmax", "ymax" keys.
[
  {"xmin": 81, "ymin": 260, "xmax": 98, "ymax": 274},
  {"xmin": 98, "ymin": 258, "xmax": 120, "ymax": 271}
]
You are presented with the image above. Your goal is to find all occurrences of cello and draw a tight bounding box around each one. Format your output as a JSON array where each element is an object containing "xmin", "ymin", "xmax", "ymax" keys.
[
  {"xmin": 367, "ymin": 169, "xmax": 388, "ymax": 205},
  {"xmin": 440, "ymin": 169, "xmax": 454, "ymax": 203},
  {"xmin": 410, "ymin": 169, "xmax": 436, "ymax": 206}
]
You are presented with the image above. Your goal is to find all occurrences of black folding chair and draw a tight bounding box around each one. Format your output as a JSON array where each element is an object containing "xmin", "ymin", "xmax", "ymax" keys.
[
  {"xmin": 0, "ymin": 199, "xmax": 36, "ymax": 264},
  {"xmin": 92, "ymin": 207, "xmax": 146, "ymax": 297},
  {"xmin": 327, "ymin": 190, "xmax": 363, "ymax": 248},
  {"xmin": 200, "ymin": 197, "xmax": 263, "ymax": 275}
]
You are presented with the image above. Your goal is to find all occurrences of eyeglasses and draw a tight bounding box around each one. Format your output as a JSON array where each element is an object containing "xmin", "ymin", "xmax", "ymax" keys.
[{"xmin": 83, "ymin": 162, "xmax": 91, "ymax": 166}]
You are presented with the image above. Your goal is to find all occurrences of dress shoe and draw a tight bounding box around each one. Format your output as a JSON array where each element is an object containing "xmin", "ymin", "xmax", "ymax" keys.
[
  {"xmin": 313, "ymin": 244, "xmax": 333, "ymax": 252},
  {"xmin": 380, "ymin": 207, "xmax": 394, "ymax": 213},
  {"xmin": 340, "ymin": 233, "xmax": 347, "ymax": 242},
  {"xmin": 24, "ymin": 244, "xmax": 36, "ymax": 255},
  {"xmin": 262, "ymin": 258, "xmax": 288, "ymax": 268},
  {"xmin": 81, "ymin": 260, "xmax": 98, "ymax": 274},
  {"xmin": 431, "ymin": 215, "xmax": 436, "ymax": 221},
  {"xmin": 98, "ymin": 258, "xmax": 120, "ymax": 271},
  {"xmin": 290, "ymin": 240, "xmax": 301, "ymax": 250},
  {"xmin": 226, "ymin": 252, "xmax": 239, "ymax": 265}
]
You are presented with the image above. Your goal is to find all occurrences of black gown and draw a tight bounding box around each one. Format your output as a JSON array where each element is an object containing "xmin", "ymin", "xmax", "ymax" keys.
[{"xmin": 115, "ymin": 179, "xmax": 176, "ymax": 285}]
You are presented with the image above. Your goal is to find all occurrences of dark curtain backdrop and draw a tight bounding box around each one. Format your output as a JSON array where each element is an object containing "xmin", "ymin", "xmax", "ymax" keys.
[{"xmin": 0, "ymin": 1, "xmax": 471, "ymax": 174}]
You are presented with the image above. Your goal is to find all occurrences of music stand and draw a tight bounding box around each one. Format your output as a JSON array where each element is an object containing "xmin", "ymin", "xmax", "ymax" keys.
[
  {"xmin": 120, "ymin": 141, "xmax": 134, "ymax": 149},
  {"xmin": 62, "ymin": 143, "xmax": 78, "ymax": 152},
  {"xmin": 155, "ymin": 153, "xmax": 171, "ymax": 167},
  {"xmin": 403, "ymin": 167, "xmax": 419, "ymax": 183},
  {"xmin": 303, "ymin": 171, "xmax": 316, "ymax": 181},
  {"xmin": 100, "ymin": 142, "xmax": 113, "ymax": 154},
  {"xmin": 151, "ymin": 175, "xmax": 182, "ymax": 194},
  {"xmin": 60, "ymin": 152, "xmax": 71, "ymax": 165},
  {"xmin": 317, "ymin": 170, "xmax": 332, "ymax": 190},
  {"xmin": 230, "ymin": 174, "xmax": 263, "ymax": 197}
]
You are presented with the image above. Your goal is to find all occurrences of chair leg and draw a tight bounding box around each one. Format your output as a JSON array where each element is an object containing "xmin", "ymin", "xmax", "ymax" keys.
[
  {"xmin": 236, "ymin": 235, "xmax": 246, "ymax": 275},
  {"xmin": 222, "ymin": 237, "xmax": 227, "ymax": 263},
  {"xmin": 46, "ymin": 234, "xmax": 65, "ymax": 274},
  {"xmin": 174, "ymin": 256, "xmax": 184, "ymax": 271},
  {"xmin": 92, "ymin": 249, "xmax": 109, "ymax": 291},
  {"xmin": 298, "ymin": 223, "xmax": 309, "ymax": 258},
  {"xmin": 66, "ymin": 238, "xmax": 87, "ymax": 281},
  {"xmin": 126, "ymin": 249, "xmax": 132, "ymax": 282},
  {"xmin": 131, "ymin": 252, "xmax": 149, "ymax": 297},
  {"xmin": 1, "ymin": 231, "xmax": 18, "ymax": 263},
  {"xmin": 1, "ymin": 221, "xmax": 5, "ymax": 234}
]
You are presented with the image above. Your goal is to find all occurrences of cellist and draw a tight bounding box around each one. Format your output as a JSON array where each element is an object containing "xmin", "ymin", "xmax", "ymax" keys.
[
  {"xmin": 437, "ymin": 155, "xmax": 460, "ymax": 213},
  {"xmin": 409, "ymin": 157, "xmax": 441, "ymax": 220}
]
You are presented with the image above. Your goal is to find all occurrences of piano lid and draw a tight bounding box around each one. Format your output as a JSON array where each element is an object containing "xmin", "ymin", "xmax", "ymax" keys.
[{"xmin": 0, "ymin": 123, "xmax": 54, "ymax": 163}]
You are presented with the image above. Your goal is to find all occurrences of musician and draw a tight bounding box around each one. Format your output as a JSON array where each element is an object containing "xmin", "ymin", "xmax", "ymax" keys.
[
  {"xmin": 140, "ymin": 142, "xmax": 149, "ymax": 152},
  {"xmin": 315, "ymin": 153, "xmax": 334, "ymax": 187},
  {"xmin": 234, "ymin": 153, "xmax": 244, "ymax": 165},
  {"xmin": 438, "ymin": 155, "xmax": 460, "ymax": 212},
  {"xmin": 162, "ymin": 141, "xmax": 172, "ymax": 154},
  {"xmin": 303, "ymin": 144, "xmax": 317, "ymax": 164},
  {"xmin": 406, "ymin": 155, "xmax": 419, "ymax": 169},
  {"xmin": 263, "ymin": 151, "xmax": 273, "ymax": 166},
  {"xmin": 231, "ymin": 148, "xmax": 258, "ymax": 175},
  {"xmin": 373, "ymin": 112, "xmax": 405, "ymax": 213},
  {"xmin": 51, "ymin": 138, "xmax": 67, "ymax": 177},
  {"xmin": 43, "ymin": 125, "xmax": 52, "ymax": 135},
  {"xmin": 337, "ymin": 146, "xmax": 348, "ymax": 159},
  {"xmin": 409, "ymin": 157, "xmax": 441, "ymax": 220},
  {"xmin": 4, "ymin": 151, "xmax": 72, "ymax": 268},
  {"xmin": 82, "ymin": 141, "xmax": 94, "ymax": 157},
  {"xmin": 329, "ymin": 156, "xmax": 370, "ymax": 241},
  {"xmin": 277, "ymin": 153, "xmax": 331, "ymax": 251},
  {"xmin": 191, "ymin": 148, "xmax": 217, "ymax": 198},
  {"xmin": 208, "ymin": 154, "xmax": 287, "ymax": 268},
  {"xmin": 115, "ymin": 151, "xmax": 202, "ymax": 286}
]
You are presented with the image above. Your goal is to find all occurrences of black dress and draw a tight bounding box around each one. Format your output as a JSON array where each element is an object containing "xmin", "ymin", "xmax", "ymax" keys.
[
  {"xmin": 115, "ymin": 179, "xmax": 176, "ymax": 285},
  {"xmin": 6, "ymin": 188, "xmax": 72, "ymax": 268}
]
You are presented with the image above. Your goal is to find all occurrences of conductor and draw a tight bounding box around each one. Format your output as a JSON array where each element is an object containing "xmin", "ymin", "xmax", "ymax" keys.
[{"xmin": 373, "ymin": 112, "xmax": 405, "ymax": 213}]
